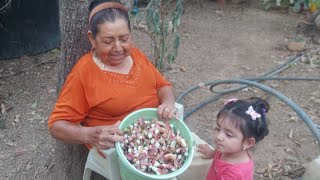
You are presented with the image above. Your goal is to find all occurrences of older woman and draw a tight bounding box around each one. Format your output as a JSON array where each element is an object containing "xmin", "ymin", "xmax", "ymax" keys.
[
  {"xmin": 49, "ymin": 0, "xmax": 212, "ymax": 179},
  {"xmin": 48, "ymin": 0, "xmax": 177, "ymax": 150}
]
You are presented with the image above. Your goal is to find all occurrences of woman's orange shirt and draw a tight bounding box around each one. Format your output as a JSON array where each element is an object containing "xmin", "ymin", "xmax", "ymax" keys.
[{"xmin": 48, "ymin": 47, "xmax": 171, "ymax": 128}]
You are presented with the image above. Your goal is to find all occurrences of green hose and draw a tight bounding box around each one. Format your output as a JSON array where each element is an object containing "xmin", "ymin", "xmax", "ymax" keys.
[
  {"xmin": 208, "ymin": 79, "xmax": 320, "ymax": 144},
  {"xmin": 176, "ymin": 50, "xmax": 320, "ymax": 145}
]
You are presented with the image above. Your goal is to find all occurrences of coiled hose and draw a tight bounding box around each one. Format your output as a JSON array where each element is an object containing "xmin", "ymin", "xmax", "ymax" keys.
[{"xmin": 176, "ymin": 50, "xmax": 320, "ymax": 145}]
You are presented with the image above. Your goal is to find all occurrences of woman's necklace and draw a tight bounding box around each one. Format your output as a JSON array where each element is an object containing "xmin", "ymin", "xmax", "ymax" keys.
[
  {"xmin": 93, "ymin": 53, "xmax": 110, "ymax": 71},
  {"xmin": 92, "ymin": 52, "xmax": 133, "ymax": 74}
]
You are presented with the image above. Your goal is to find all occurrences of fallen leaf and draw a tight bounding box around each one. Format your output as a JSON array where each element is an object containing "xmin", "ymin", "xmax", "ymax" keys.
[
  {"xmin": 7, "ymin": 68, "xmax": 13, "ymax": 74},
  {"xmin": 31, "ymin": 100, "xmax": 38, "ymax": 108},
  {"xmin": 288, "ymin": 129, "xmax": 293, "ymax": 139},
  {"xmin": 185, "ymin": 33, "xmax": 191, "ymax": 38},
  {"xmin": 180, "ymin": 67, "xmax": 186, "ymax": 72},
  {"xmin": 256, "ymin": 167, "xmax": 267, "ymax": 174},
  {"xmin": 6, "ymin": 141, "xmax": 14, "ymax": 146},
  {"xmin": 50, "ymin": 48, "xmax": 60, "ymax": 53},
  {"xmin": 48, "ymin": 89, "xmax": 56, "ymax": 94},
  {"xmin": 198, "ymin": 83, "xmax": 205, "ymax": 88},
  {"xmin": 13, "ymin": 115, "xmax": 20, "ymax": 123},
  {"xmin": 267, "ymin": 163, "xmax": 273, "ymax": 179},
  {"xmin": 0, "ymin": 103, "xmax": 5, "ymax": 115}
]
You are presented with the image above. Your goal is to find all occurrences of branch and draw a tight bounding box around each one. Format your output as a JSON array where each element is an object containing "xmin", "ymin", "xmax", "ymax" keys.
[
  {"xmin": 133, "ymin": 24, "xmax": 159, "ymax": 59},
  {"xmin": 0, "ymin": 0, "xmax": 13, "ymax": 12},
  {"xmin": 0, "ymin": 57, "xmax": 57, "ymax": 79}
]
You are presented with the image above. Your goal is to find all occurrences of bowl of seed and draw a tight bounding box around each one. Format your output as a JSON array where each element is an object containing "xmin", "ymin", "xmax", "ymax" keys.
[{"xmin": 115, "ymin": 108, "xmax": 195, "ymax": 180}]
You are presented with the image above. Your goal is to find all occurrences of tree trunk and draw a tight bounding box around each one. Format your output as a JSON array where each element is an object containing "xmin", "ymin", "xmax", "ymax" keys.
[
  {"xmin": 57, "ymin": 0, "xmax": 91, "ymax": 91},
  {"xmin": 52, "ymin": 0, "xmax": 91, "ymax": 179}
]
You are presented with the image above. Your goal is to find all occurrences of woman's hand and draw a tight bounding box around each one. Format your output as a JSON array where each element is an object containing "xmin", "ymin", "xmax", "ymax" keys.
[
  {"xmin": 157, "ymin": 103, "xmax": 178, "ymax": 121},
  {"xmin": 197, "ymin": 144, "xmax": 215, "ymax": 159},
  {"xmin": 86, "ymin": 121, "xmax": 124, "ymax": 150},
  {"xmin": 157, "ymin": 86, "xmax": 177, "ymax": 121}
]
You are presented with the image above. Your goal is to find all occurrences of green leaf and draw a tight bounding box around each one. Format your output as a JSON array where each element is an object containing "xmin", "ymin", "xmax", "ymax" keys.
[
  {"xmin": 173, "ymin": 35, "xmax": 180, "ymax": 50},
  {"xmin": 167, "ymin": 53, "xmax": 176, "ymax": 64}
]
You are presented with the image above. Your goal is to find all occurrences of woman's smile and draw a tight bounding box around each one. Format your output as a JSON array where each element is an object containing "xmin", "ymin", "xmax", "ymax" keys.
[{"xmin": 110, "ymin": 53, "xmax": 125, "ymax": 60}]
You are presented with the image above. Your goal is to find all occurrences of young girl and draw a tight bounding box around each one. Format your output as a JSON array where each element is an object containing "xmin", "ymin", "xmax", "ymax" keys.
[{"xmin": 197, "ymin": 97, "xmax": 270, "ymax": 180}]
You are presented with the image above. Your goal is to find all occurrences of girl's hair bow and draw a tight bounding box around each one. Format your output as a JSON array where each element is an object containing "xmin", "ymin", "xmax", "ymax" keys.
[{"xmin": 245, "ymin": 106, "xmax": 261, "ymax": 120}]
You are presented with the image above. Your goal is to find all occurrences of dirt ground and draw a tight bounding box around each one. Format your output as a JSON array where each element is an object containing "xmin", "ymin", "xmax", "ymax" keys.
[{"xmin": 0, "ymin": 1, "xmax": 320, "ymax": 180}]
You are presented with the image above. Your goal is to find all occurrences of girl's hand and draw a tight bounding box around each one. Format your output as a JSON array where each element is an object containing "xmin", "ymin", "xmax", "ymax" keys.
[
  {"xmin": 197, "ymin": 144, "xmax": 215, "ymax": 159},
  {"xmin": 86, "ymin": 121, "xmax": 124, "ymax": 150},
  {"xmin": 157, "ymin": 103, "xmax": 179, "ymax": 121}
]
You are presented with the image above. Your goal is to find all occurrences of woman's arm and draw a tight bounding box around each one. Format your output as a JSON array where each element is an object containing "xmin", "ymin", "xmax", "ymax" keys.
[
  {"xmin": 157, "ymin": 86, "xmax": 177, "ymax": 120},
  {"xmin": 49, "ymin": 120, "xmax": 124, "ymax": 150}
]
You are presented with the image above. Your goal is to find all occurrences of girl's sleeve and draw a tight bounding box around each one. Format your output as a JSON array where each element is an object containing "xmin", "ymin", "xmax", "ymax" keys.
[{"xmin": 48, "ymin": 72, "xmax": 89, "ymax": 128}]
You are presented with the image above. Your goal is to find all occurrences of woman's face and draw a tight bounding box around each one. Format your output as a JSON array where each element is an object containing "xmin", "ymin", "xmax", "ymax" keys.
[{"xmin": 89, "ymin": 18, "xmax": 132, "ymax": 66}]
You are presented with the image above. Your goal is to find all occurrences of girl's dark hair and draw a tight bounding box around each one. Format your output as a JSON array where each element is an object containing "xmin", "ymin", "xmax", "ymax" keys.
[
  {"xmin": 89, "ymin": 0, "xmax": 130, "ymax": 37},
  {"xmin": 217, "ymin": 97, "xmax": 270, "ymax": 143}
]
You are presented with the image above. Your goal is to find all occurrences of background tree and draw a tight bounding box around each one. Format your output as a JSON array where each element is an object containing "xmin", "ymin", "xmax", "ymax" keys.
[{"xmin": 52, "ymin": 0, "xmax": 90, "ymax": 179}]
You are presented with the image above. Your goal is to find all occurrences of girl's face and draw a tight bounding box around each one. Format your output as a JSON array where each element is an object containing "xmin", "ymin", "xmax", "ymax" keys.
[
  {"xmin": 88, "ymin": 18, "xmax": 133, "ymax": 66},
  {"xmin": 213, "ymin": 117, "xmax": 245, "ymax": 155}
]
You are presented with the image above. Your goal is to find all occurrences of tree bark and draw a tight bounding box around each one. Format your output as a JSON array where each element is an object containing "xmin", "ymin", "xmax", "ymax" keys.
[
  {"xmin": 52, "ymin": 0, "xmax": 91, "ymax": 179},
  {"xmin": 57, "ymin": 0, "xmax": 91, "ymax": 91}
]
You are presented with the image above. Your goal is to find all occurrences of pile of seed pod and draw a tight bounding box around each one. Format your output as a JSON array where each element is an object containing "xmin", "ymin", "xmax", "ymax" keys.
[{"xmin": 120, "ymin": 118, "xmax": 189, "ymax": 175}]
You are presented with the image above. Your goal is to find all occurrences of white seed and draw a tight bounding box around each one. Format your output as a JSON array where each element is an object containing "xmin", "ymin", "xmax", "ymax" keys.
[
  {"xmin": 134, "ymin": 123, "xmax": 138, "ymax": 127},
  {"xmin": 151, "ymin": 124, "xmax": 155, "ymax": 128},
  {"xmin": 170, "ymin": 124, "xmax": 173, "ymax": 128},
  {"xmin": 178, "ymin": 155, "xmax": 182, "ymax": 159},
  {"xmin": 170, "ymin": 140, "xmax": 176, "ymax": 147},
  {"xmin": 132, "ymin": 130, "xmax": 136, "ymax": 134},
  {"xmin": 155, "ymin": 142, "xmax": 160, "ymax": 149},
  {"xmin": 148, "ymin": 133, "xmax": 152, "ymax": 139},
  {"xmin": 154, "ymin": 161, "xmax": 160, "ymax": 167},
  {"xmin": 184, "ymin": 152, "xmax": 188, "ymax": 156},
  {"xmin": 125, "ymin": 139, "xmax": 129, "ymax": 144},
  {"xmin": 151, "ymin": 139, "xmax": 155, "ymax": 144},
  {"xmin": 161, "ymin": 163, "xmax": 167, "ymax": 168},
  {"xmin": 136, "ymin": 160, "xmax": 140, "ymax": 165},
  {"xmin": 181, "ymin": 139, "xmax": 187, "ymax": 147},
  {"xmin": 136, "ymin": 139, "xmax": 141, "ymax": 144},
  {"xmin": 129, "ymin": 125, "xmax": 133, "ymax": 129},
  {"xmin": 144, "ymin": 146, "xmax": 149, "ymax": 151},
  {"xmin": 141, "ymin": 165, "xmax": 147, "ymax": 171},
  {"xmin": 138, "ymin": 135, "xmax": 143, "ymax": 139},
  {"xmin": 128, "ymin": 148, "xmax": 132, "ymax": 153},
  {"xmin": 124, "ymin": 134, "xmax": 128, "ymax": 138},
  {"xmin": 155, "ymin": 129, "xmax": 159, "ymax": 134}
]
